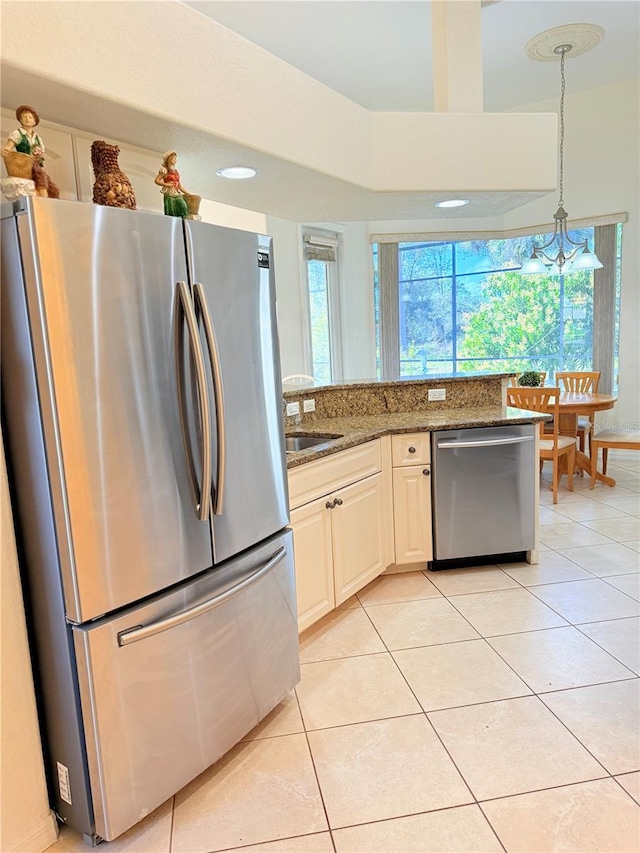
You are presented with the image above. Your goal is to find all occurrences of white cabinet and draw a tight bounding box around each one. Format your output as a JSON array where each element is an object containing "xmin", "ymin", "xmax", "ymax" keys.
[
  {"xmin": 289, "ymin": 496, "xmax": 334, "ymax": 631},
  {"xmin": 288, "ymin": 439, "xmax": 392, "ymax": 633},
  {"xmin": 391, "ymin": 434, "xmax": 433, "ymax": 565}
]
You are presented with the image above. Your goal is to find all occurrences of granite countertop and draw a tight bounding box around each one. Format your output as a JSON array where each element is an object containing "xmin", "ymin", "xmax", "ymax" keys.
[{"xmin": 285, "ymin": 405, "xmax": 547, "ymax": 469}]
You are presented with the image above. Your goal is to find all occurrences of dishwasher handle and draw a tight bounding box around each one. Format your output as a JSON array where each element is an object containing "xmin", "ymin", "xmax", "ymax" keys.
[{"xmin": 437, "ymin": 436, "xmax": 534, "ymax": 450}]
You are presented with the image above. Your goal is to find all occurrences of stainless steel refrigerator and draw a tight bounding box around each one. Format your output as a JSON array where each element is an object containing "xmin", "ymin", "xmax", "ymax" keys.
[{"xmin": 1, "ymin": 197, "xmax": 299, "ymax": 843}]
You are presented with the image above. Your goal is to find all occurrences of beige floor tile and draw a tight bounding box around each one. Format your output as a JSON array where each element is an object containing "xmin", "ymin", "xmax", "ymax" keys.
[
  {"xmin": 52, "ymin": 800, "xmax": 173, "ymax": 852},
  {"xmin": 604, "ymin": 572, "xmax": 640, "ymax": 600},
  {"xmin": 428, "ymin": 696, "xmax": 604, "ymax": 800},
  {"xmin": 498, "ymin": 550, "xmax": 594, "ymax": 586},
  {"xmin": 335, "ymin": 594, "xmax": 362, "ymax": 610},
  {"xmin": 365, "ymin": 597, "xmax": 480, "ymax": 650},
  {"xmin": 539, "ymin": 505, "xmax": 568, "ymax": 525},
  {"xmin": 599, "ymin": 495, "xmax": 640, "ymax": 517},
  {"xmin": 584, "ymin": 515, "xmax": 640, "ymax": 542},
  {"xmin": 487, "ymin": 626, "xmax": 635, "ymax": 693},
  {"xmin": 552, "ymin": 501, "xmax": 628, "ymax": 522},
  {"xmin": 298, "ymin": 608, "xmax": 386, "ymax": 664},
  {"xmin": 243, "ymin": 692, "xmax": 303, "ymax": 741},
  {"xmin": 447, "ymin": 588, "xmax": 568, "ymax": 637},
  {"xmin": 615, "ymin": 771, "xmax": 640, "ymax": 804},
  {"xmin": 393, "ymin": 639, "xmax": 531, "ymax": 711},
  {"xmin": 296, "ymin": 652, "xmax": 420, "ymax": 729},
  {"xmin": 356, "ymin": 570, "xmax": 441, "ymax": 606},
  {"xmin": 541, "ymin": 679, "xmax": 640, "ymax": 775},
  {"xmin": 236, "ymin": 834, "xmax": 335, "ymax": 852},
  {"xmin": 579, "ymin": 617, "xmax": 640, "ymax": 674},
  {"xmin": 307, "ymin": 715, "xmax": 472, "ymax": 828},
  {"xmin": 627, "ymin": 540, "xmax": 640, "ymax": 553},
  {"xmin": 332, "ymin": 804, "xmax": 503, "ymax": 853},
  {"xmin": 539, "ymin": 521, "xmax": 613, "ymax": 549},
  {"xmin": 481, "ymin": 778, "xmax": 640, "ymax": 853},
  {"xmin": 557, "ymin": 542, "xmax": 640, "ymax": 576},
  {"xmin": 172, "ymin": 734, "xmax": 327, "ymax": 852},
  {"xmin": 539, "ymin": 488, "xmax": 592, "ymax": 506},
  {"xmin": 587, "ymin": 484, "xmax": 640, "ymax": 502},
  {"xmin": 530, "ymin": 578, "xmax": 640, "ymax": 624},
  {"xmin": 424, "ymin": 567, "xmax": 519, "ymax": 596}
]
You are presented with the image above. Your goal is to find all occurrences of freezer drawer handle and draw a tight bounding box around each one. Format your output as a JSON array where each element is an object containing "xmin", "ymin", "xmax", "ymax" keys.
[
  {"xmin": 437, "ymin": 436, "xmax": 534, "ymax": 450},
  {"xmin": 117, "ymin": 547, "xmax": 287, "ymax": 647},
  {"xmin": 193, "ymin": 282, "xmax": 226, "ymax": 516},
  {"xmin": 174, "ymin": 281, "xmax": 212, "ymax": 520}
]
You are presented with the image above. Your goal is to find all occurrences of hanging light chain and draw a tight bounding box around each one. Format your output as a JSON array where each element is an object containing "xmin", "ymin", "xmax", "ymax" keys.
[
  {"xmin": 520, "ymin": 34, "xmax": 603, "ymax": 275},
  {"xmin": 557, "ymin": 46, "xmax": 567, "ymax": 208}
]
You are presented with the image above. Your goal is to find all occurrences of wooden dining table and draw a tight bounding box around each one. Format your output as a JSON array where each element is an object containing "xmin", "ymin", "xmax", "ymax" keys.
[{"xmin": 546, "ymin": 391, "xmax": 618, "ymax": 486}]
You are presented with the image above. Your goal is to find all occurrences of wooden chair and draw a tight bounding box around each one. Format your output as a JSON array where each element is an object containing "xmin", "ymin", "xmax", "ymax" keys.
[
  {"xmin": 507, "ymin": 386, "xmax": 576, "ymax": 504},
  {"xmin": 555, "ymin": 371, "xmax": 601, "ymax": 453},
  {"xmin": 590, "ymin": 430, "xmax": 640, "ymax": 488}
]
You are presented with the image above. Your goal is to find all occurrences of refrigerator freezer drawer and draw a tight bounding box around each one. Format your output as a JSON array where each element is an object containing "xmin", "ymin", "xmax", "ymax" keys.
[{"xmin": 73, "ymin": 529, "xmax": 299, "ymax": 842}]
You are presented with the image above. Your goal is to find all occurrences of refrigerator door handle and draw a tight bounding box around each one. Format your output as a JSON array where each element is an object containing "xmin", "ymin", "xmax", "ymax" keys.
[
  {"xmin": 117, "ymin": 546, "xmax": 287, "ymax": 646},
  {"xmin": 436, "ymin": 436, "xmax": 535, "ymax": 449},
  {"xmin": 193, "ymin": 282, "xmax": 226, "ymax": 515},
  {"xmin": 174, "ymin": 281, "xmax": 212, "ymax": 521}
]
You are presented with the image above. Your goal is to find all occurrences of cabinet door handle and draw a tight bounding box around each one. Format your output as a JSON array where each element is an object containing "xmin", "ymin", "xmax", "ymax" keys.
[
  {"xmin": 326, "ymin": 500, "xmax": 334, "ymax": 509},
  {"xmin": 408, "ymin": 446, "xmax": 416, "ymax": 453},
  {"xmin": 335, "ymin": 498, "xmax": 343, "ymax": 506},
  {"xmin": 423, "ymin": 468, "xmax": 430, "ymax": 476}
]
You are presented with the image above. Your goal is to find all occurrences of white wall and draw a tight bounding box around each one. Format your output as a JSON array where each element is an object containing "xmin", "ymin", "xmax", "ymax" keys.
[{"xmin": 1, "ymin": 434, "xmax": 58, "ymax": 853}]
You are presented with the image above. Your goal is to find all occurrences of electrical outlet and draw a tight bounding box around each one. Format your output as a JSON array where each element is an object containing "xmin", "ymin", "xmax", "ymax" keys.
[
  {"xmin": 428, "ymin": 388, "xmax": 446, "ymax": 401},
  {"xmin": 286, "ymin": 401, "xmax": 300, "ymax": 416},
  {"xmin": 303, "ymin": 398, "xmax": 316, "ymax": 413}
]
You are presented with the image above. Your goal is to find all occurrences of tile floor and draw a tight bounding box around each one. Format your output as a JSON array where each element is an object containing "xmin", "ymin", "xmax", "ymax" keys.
[{"xmin": 54, "ymin": 450, "xmax": 640, "ymax": 852}]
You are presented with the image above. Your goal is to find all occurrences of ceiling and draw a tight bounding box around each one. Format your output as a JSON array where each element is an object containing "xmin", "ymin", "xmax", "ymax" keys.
[
  {"xmin": 2, "ymin": 1, "xmax": 637, "ymax": 223},
  {"xmin": 185, "ymin": 1, "xmax": 639, "ymax": 112}
]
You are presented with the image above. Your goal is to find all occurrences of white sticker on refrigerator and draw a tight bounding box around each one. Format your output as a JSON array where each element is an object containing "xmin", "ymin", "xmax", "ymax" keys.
[{"xmin": 57, "ymin": 761, "xmax": 72, "ymax": 804}]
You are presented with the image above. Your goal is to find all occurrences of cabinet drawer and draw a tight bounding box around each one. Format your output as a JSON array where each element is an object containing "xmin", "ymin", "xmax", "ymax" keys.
[
  {"xmin": 392, "ymin": 433, "xmax": 431, "ymax": 466},
  {"xmin": 288, "ymin": 440, "xmax": 381, "ymax": 510}
]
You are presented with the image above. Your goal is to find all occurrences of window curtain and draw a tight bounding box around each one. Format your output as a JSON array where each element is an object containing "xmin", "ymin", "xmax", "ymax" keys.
[{"xmin": 303, "ymin": 232, "xmax": 337, "ymax": 262}]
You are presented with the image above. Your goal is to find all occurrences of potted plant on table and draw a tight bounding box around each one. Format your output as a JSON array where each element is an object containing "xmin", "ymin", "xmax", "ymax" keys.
[{"xmin": 519, "ymin": 370, "xmax": 543, "ymax": 387}]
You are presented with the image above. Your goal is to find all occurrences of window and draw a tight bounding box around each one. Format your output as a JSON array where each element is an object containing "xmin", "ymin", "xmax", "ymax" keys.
[
  {"xmin": 374, "ymin": 226, "xmax": 622, "ymax": 385},
  {"xmin": 304, "ymin": 231, "xmax": 341, "ymax": 384}
]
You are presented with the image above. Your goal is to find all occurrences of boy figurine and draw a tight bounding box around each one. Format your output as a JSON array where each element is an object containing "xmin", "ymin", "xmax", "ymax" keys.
[{"xmin": 2, "ymin": 105, "xmax": 60, "ymax": 198}]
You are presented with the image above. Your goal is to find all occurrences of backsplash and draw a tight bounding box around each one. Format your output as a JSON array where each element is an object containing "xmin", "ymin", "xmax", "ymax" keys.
[{"xmin": 283, "ymin": 375, "xmax": 509, "ymax": 423}]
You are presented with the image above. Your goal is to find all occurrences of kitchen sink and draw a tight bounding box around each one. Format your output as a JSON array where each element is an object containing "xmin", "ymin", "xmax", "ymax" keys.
[{"xmin": 285, "ymin": 433, "xmax": 342, "ymax": 452}]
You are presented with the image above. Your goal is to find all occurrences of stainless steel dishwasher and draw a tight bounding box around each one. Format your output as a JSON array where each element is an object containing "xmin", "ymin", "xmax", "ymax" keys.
[{"xmin": 430, "ymin": 424, "xmax": 536, "ymax": 568}]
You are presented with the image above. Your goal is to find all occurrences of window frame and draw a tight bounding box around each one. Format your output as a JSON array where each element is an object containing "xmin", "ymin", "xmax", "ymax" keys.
[
  {"xmin": 374, "ymin": 219, "xmax": 623, "ymax": 387},
  {"xmin": 302, "ymin": 229, "xmax": 343, "ymax": 383}
]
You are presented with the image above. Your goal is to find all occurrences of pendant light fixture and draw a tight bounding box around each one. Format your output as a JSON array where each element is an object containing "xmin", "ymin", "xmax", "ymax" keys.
[{"xmin": 520, "ymin": 25, "xmax": 604, "ymax": 276}]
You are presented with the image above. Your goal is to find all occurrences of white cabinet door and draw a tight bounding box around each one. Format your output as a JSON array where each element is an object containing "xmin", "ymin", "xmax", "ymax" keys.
[
  {"xmin": 290, "ymin": 498, "xmax": 334, "ymax": 633},
  {"xmin": 392, "ymin": 465, "xmax": 433, "ymax": 564},
  {"xmin": 332, "ymin": 472, "xmax": 388, "ymax": 605}
]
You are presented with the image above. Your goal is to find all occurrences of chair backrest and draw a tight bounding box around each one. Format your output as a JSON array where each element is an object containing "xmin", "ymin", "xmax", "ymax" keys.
[
  {"xmin": 282, "ymin": 374, "xmax": 315, "ymax": 386},
  {"xmin": 555, "ymin": 371, "xmax": 600, "ymax": 393},
  {"xmin": 509, "ymin": 371, "xmax": 547, "ymax": 387},
  {"xmin": 507, "ymin": 386, "xmax": 560, "ymax": 444}
]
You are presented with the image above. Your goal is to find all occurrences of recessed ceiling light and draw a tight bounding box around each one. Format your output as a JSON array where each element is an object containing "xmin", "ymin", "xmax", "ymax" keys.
[
  {"xmin": 216, "ymin": 166, "xmax": 259, "ymax": 180},
  {"xmin": 435, "ymin": 199, "xmax": 470, "ymax": 208}
]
